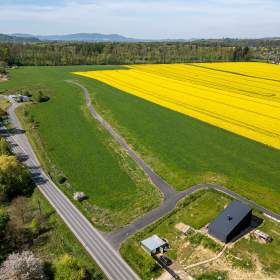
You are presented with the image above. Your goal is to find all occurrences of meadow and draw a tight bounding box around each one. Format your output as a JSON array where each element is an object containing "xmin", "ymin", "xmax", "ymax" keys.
[
  {"xmin": 0, "ymin": 66, "xmax": 161, "ymax": 230},
  {"xmin": 74, "ymin": 62, "xmax": 280, "ymax": 214}
]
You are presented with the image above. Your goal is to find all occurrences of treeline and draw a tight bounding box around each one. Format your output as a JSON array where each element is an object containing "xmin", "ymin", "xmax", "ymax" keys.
[
  {"xmin": 192, "ymin": 38, "xmax": 280, "ymax": 48},
  {"xmin": 0, "ymin": 42, "xmax": 252, "ymax": 66}
]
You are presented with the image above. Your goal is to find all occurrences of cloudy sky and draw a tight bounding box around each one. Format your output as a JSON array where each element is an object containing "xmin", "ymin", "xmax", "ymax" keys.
[{"xmin": 0, "ymin": 0, "xmax": 279, "ymax": 39}]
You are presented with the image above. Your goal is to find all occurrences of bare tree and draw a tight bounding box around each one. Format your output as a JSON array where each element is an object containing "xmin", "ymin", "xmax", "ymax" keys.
[
  {"xmin": 0, "ymin": 251, "xmax": 46, "ymax": 280},
  {"xmin": 9, "ymin": 196, "xmax": 29, "ymax": 225}
]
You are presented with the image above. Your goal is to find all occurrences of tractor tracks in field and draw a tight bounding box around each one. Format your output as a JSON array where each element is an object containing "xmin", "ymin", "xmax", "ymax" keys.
[{"xmin": 67, "ymin": 80, "xmax": 280, "ymax": 249}]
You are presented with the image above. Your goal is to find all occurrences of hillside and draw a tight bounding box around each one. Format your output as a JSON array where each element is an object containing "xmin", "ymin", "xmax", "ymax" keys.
[
  {"xmin": 12, "ymin": 33, "xmax": 138, "ymax": 42},
  {"xmin": 0, "ymin": 34, "xmax": 39, "ymax": 43}
]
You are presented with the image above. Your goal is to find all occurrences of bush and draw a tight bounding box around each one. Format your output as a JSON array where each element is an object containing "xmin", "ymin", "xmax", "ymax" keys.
[
  {"xmin": 58, "ymin": 176, "xmax": 67, "ymax": 184},
  {"xmin": 196, "ymin": 271, "xmax": 227, "ymax": 280},
  {"xmin": 0, "ymin": 67, "xmax": 7, "ymax": 75},
  {"xmin": 29, "ymin": 217, "xmax": 40, "ymax": 236},
  {"xmin": 0, "ymin": 155, "xmax": 34, "ymax": 200},
  {"xmin": 54, "ymin": 254, "xmax": 87, "ymax": 280},
  {"xmin": 24, "ymin": 90, "xmax": 32, "ymax": 97},
  {"xmin": 0, "ymin": 108, "xmax": 6, "ymax": 121},
  {"xmin": 0, "ymin": 138, "xmax": 10, "ymax": 155},
  {"xmin": 0, "ymin": 208, "xmax": 9, "ymax": 232},
  {"xmin": 33, "ymin": 91, "xmax": 50, "ymax": 103},
  {"xmin": 0, "ymin": 251, "xmax": 46, "ymax": 280}
]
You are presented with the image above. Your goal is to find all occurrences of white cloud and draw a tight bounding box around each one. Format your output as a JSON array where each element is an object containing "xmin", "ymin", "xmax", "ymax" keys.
[{"xmin": 0, "ymin": 0, "xmax": 279, "ymax": 38}]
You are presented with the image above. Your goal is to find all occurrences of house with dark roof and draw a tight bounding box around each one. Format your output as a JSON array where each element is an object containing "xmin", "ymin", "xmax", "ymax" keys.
[{"xmin": 208, "ymin": 201, "xmax": 252, "ymax": 243}]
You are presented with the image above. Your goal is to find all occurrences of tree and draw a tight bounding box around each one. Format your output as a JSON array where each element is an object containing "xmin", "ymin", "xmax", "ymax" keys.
[
  {"xmin": 0, "ymin": 251, "xmax": 46, "ymax": 280},
  {"xmin": 29, "ymin": 217, "xmax": 40, "ymax": 236},
  {"xmin": 0, "ymin": 108, "xmax": 6, "ymax": 121},
  {"xmin": 33, "ymin": 91, "xmax": 49, "ymax": 103},
  {"xmin": 54, "ymin": 254, "xmax": 87, "ymax": 280},
  {"xmin": 0, "ymin": 137, "xmax": 10, "ymax": 155},
  {"xmin": 0, "ymin": 208, "xmax": 9, "ymax": 233},
  {"xmin": 9, "ymin": 196, "xmax": 29, "ymax": 224},
  {"xmin": 0, "ymin": 68, "xmax": 7, "ymax": 75},
  {"xmin": 0, "ymin": 155, "xmax": 33, "ymax": 200}
]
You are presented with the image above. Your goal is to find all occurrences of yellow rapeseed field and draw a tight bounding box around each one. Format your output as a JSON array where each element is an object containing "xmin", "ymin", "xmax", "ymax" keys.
[{"xmin": 74, "ymin": 62, "xmax": 280, "ymax": 150}]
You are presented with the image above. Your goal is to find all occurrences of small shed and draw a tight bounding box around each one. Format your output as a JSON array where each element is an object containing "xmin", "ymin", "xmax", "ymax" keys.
[
  {"xmin": 140, "ymin": 235, "xmax": 168, "ymax": 255},
  {"xmin": 208, "ymin": 201, "xmax": 252, "ymax": 243}
]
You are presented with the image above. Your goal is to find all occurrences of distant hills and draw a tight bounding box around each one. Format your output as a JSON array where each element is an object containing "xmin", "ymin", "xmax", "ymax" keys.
[
  {"xmin": 0, "ymin": 33, "xmax": 190, "ymax": 43},
  {"xmin": 10, "ymin": 33, "xmax": 139, "ymax": 42},
  {"xmin": 0, "ymin": 33, "xmax": 40, "ymax": 43},
  {"xmin": 1, "ymin": 33, "xmax": 280, "ymax": 44}
]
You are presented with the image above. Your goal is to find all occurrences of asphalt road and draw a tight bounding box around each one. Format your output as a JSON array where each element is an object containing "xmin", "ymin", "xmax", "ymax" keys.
[
  {"xmin": 68, "ymin": 81, "xmax": 280, "ymax": 248},
  {"xmin": 1, "ymin": 98, "xmax": 140, "ymax": 280}
]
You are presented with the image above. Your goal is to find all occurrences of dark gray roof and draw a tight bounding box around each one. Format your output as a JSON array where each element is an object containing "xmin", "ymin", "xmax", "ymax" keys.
[{"xmin": 208, "ymin": 201, "xmax": 252, "ymax": 236}]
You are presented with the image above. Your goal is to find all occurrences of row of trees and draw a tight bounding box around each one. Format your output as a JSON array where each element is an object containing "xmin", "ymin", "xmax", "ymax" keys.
[{"xmin": 0, "ymin": 42, "xmax": 253, "ymax": 66}]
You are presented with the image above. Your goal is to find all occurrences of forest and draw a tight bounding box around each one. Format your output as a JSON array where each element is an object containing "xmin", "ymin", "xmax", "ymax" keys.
[{"xmin": 0, "ymin": 42, "xmax": 252, "ymax": 66}]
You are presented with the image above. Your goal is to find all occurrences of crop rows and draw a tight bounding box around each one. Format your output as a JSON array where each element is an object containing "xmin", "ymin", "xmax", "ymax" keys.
[{"xmin": 75, "ymin": 62, "xmax": 280, "ymax": 150}]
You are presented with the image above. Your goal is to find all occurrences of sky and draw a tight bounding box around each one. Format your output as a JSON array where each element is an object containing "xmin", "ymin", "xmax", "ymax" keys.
[{"xmin": 0, "ymin": 0, "xmax": 279, "ymax": 39}]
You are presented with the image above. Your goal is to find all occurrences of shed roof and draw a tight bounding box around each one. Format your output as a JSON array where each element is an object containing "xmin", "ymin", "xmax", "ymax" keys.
[
  {"xmin": 140, "ymin": 235, "xmax": 167, "ymax": 252},
  {"xmin": 208, "ymin": 201, "xmax": 252, "ymax": 237}
]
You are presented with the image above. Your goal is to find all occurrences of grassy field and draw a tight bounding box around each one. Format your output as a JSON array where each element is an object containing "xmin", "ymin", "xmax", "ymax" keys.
[
  {"xmin": 70, "ymin": 70, "xmax": 280, "ymax": 215},
  {"xmin": 120, "ymin": 190, "xmax": 280, "ymax": 280},
  {"xmin": 0, "ymin": 66, "xmax": 161, "ymax": 230}
]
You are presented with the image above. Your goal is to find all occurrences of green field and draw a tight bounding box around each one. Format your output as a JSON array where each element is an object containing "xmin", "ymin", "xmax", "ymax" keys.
[
  {"xmin": 0, "ymin": 66, "xmax": 161, "ymax": 230},
  {"xmin": 70, "ymin": 74, "xmax": 280, "ymax": 215},
  {"xmin": 120, "ymin": 190, "xmax": 280, "ymax": 279}
]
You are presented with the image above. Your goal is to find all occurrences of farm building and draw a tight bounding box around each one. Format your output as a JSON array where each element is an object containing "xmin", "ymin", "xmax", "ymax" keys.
[
  {"xmin": 140, "ymin": 235, "xmax": 169, "ymax": 255},
  {"xmin": 208, "ymin": 201, "xmax": 252, "ymax": 243}
]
